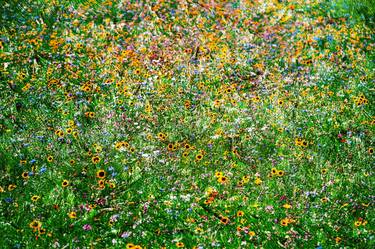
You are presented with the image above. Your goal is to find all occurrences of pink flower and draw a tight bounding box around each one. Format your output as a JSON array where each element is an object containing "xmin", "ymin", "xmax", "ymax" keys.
[{"xmin": 83, "ymin": 224, "xmax": 92, "ymax": 231}]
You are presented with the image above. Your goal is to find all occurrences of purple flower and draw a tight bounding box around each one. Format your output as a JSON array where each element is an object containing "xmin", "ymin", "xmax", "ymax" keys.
[
  {"xmin": 121, "ymin": 231, "xmax": 131, "ymax": 238},
  {"xmin": 83, "ymin": 224, "xmax": 92, "ymax": 231}
]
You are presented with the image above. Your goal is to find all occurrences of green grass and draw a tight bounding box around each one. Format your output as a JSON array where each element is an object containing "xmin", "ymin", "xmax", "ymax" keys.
[{"xmin": 331, "ymin": 0, "xmax": 375, "ymax": 27}]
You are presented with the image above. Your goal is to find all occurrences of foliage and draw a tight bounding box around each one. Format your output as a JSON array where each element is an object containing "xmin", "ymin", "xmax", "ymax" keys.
[{"xmin": 0, "ymin": 0, "xmax": 374, "ymax": 248}]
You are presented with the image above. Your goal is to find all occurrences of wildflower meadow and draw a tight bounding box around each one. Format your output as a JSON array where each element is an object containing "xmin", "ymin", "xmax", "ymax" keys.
[{"xmin": 0, "ymin": 0, "xmax": 374, "ymax": 248}]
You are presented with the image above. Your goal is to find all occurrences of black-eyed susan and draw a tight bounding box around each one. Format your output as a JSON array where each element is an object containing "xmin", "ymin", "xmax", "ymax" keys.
[
  {"xmin": 29, "ymin": 220, "xmax": 41, "ymax": 230},
  {"xmin": 321, "ymin": 168, "xmax": 328, "ymax": 174},
  {"xmin": 218, "ymin": 176, "xmax": 228, "ymax": 184},
  {"xmin": 108, "ymin": 182, "xmax": 116, "ymax": 188},
  {"xmin": 176, "ymin": 242, "xmax": 184, "ymax": 248},
  {"xmin": 280, "ymin": 218, "xmax": 289, "ymax": 226},
  {"xmin": 215, "ymin": 171, "xmax": 223, "ymax": 178},
  {"xmin": 22, "ymin": 172, "xmax": 29, "ymax": 179},
  {"xmin": 126, "ymin": 243, "xmax": 135, "ymax": 249},
  {"xmin": 47, "ymin": 155, "xmax": 53, "ymax": 162},
  {"xmin": 302, "ymin": 140, "xmax": 308, "ymax": 147},
  {"xmin": 96, "ymin": 169, "xmax": 106, "ymax": 179},
  {"xmin": 157, "ymin": 132, "xmax": 166, "ymax": 141},
  {"xmin": 295, "ymin": 138, "xmax": 303, "ymax": 146},
  {"xmin": 277, "ymin": 170, "xmax": 285, "ymax": 177},
  {"xmin": 237, "ymin": 210, "xmax": 244, "ymax": 217},
  {"xmin": 184, "ymin": 143, "xmax": 191, "ymax": 150},
  {"xmin": 242, "ymin": 175, "xmax": 250, "ymax": 183},
  {"xmin": 184, "ymin": 100, "xmax": 191, "ymax": 109},
  {"xmin": 115, "ymin": 142, "xmax": 123, "ymax": 150},
  {"xmin": 38, "ymin": 227, "xmax": 46, "ymax": 235},
  {"xmin": 195, "ymin": 154, "xmax": 203, "ymax": 161},
  {"xmin": 68, "ymin": 211, "xmax": 77, "ymax": 219},
  {"xmin": 335, "ymin": 237, "xmax": 342, "ymax": 244},
  {"xmin": 321, "ymin": 197, "xmax": 328, "ymax": 203},
  {"xmin": 95, "ymin": 145, "xmax": 102, "ymax": 153},
  {"xmin": 368, "ymin": 148, "xmax": 373, "ymax": 154},
  {"xmin": 70, "ymin": 159, "xmax": 75, "ymax": 165},
  {"xmin": 57, "ymin": 130, "xmax": 64, "ymax": 137},
  {"xmin": 354, "ymin": 220, "xmax": 362, "ymax": 227},
  {"xmin": 92, "ymin": 156, "xmax": 100, "ymax": 164},
  {"xmin": 220, "ymin": 216, "xmax": 229, "ymax": 225},
  {"xmin": 8, "ymin": 184, "xmax": 16, "ymax": 191},
  {"xmin": 67, "ymin": 120, "xmax": 75, "ymax": 126},
  {"xmin": 62, "ymin": 180, "xmax": 69, "ymax": 188},
  {"xmin": 271, "ymin": 167, "xmax": 277, "ymax": 175},
  {"xmin": 31, "ymin": 195, "xmax": 40, "ymax": 202}
]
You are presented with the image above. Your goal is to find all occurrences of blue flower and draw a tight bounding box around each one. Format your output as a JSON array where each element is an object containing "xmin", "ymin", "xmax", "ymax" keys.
[
  {"xmin": 39, "ymin": 166, "xmax": 47, "ymax": 174},
  {"xmin": 4, "ymin": 197, "xmax": 13, "ymax": 203}
]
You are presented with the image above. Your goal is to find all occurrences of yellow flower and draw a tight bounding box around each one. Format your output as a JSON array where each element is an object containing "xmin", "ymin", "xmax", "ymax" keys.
[
  {"xmin": 62, "ymin": 180, "xmax": 69, "ymax": 188},
  {"xmin": 217, "ymin": 176, "xmax": 228, "ymax": 184},
  {"xmin": 195, "ymin": 154, "xmax": 203, "ymax": 161},
  {"xmin": 276, "ymin": 170, "xmax": 285, "ymax": 177},
  {"xmin": 215, "ymin": 171, "xmax": 223, "ymax": 178},
  {"xmin": 29, "ymin": 220, "xmax": 41, "ymax": 229},
  {"xmin": 157, "ymin": 132, "xmax": 167, "ymax": 141},
  {"xmin": 280, "ymin": 218, "xmax": 289, "ymax": 226},
  {"xmin": 242, "ymin": 175, "xmax": 250, "ymax": 183},
  {"xmin": 176, "ymin": 242, "xmax": 184, "ymax": 248},
  {"xmin": 8, "ymin": 184, "xmax": 17, "ymax": 191},
  {"xmin": 354, "ymin": 220, "xmax": 362, "ymax": 227},
  {"xmin": 283, "ymin": 204, "xmax": 292, "ymax": 209},
  {"xmin": 92, "ymin": 155, "xmax": 100, "ymax": 164},
  {"xmin": 220, "ymin": 216, "xmax": 229, "ymax": 225},
  {"xmin": 68, "ymin": 211, "xmax": 77, "ymax": 219},
  {"xmin": 271, "ymin": 168, "xmax": 277, "ymax": 175},
  {"xmin": 126, "ymin": 243, "xmax": 135, "ymax": 249},
  {"xmin": 22, "ymin": 172, "xmax": 29, "ymax": 179},
  {"xmin": 237, "ymin": 211, "xmax": 244, "ymax": 217},
  {"xmin": 96, "ymin": 169, "xmax": 106, "ymax": 179},
  {"xmin": 31, "ymin": 195, "xmax": 40, "ymax": 202},
  {"xmin": 254, "ymin": 177, "xmax": 262, "ymax": 185}
]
